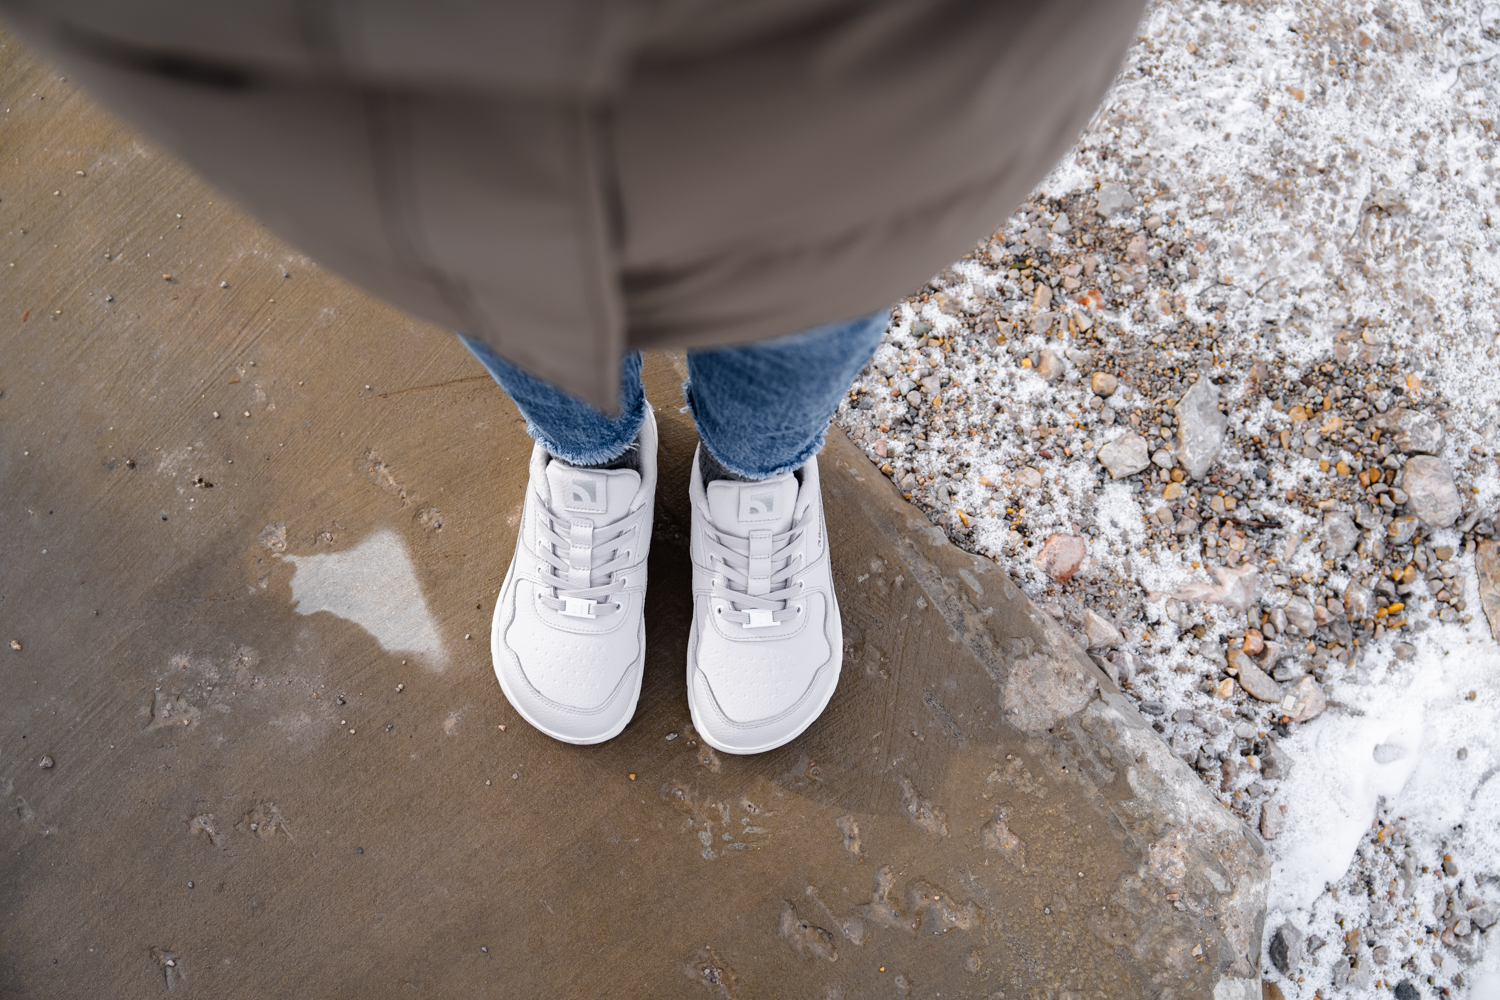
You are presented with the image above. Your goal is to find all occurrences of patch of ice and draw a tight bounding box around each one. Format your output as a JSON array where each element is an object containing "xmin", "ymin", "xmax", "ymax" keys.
[{"xmin": 283, "ymin": 529, "xmax": 446, "ymax": 668}]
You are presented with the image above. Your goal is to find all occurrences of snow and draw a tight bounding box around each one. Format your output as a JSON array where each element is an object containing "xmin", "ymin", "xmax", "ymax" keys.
[{"xmin": 1270, "ymin": 623, "xmax": 1496, "ymax": 915}]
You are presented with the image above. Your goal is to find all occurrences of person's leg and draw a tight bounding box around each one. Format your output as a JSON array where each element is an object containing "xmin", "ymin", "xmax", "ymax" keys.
[
  {"xmin": 458, "ymin": 334, "xmax": 646, "ymax": 468},
  {"xmin": 682, "ymin": 308, "xmax": 889, "ymax": 756},
  {"xmin": 459, "ymin": 333, "xmax": 657, "ymax": 747},
  {"xmin": 683, "ymin": 309, "xmax": 889, "ymax": 481}
]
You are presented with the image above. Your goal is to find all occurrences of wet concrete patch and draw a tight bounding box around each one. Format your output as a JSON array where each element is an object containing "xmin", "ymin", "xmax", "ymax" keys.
[{"xmin": 284, "ymin": 529, "xmax": 447, "ymax": 668}]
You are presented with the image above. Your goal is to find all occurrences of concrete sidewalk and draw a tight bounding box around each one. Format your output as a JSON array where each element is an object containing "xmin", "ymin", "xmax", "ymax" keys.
[{"xmin": 0, "ymin": 36, "xmax": 1266, "ymax": 999}]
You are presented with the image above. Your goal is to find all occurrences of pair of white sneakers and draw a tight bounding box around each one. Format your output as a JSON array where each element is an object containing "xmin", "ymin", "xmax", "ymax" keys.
[{"xmin": 490, "ymin": 403, "xmax": 842, "ymax": 754}]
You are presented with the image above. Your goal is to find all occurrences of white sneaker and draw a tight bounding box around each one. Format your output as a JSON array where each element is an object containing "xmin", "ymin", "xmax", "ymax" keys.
[
  {"xmin": 687, "ymin": 448, "xmax": 843, "ymax": 754},
  {"xmin": 491, "ymin": 405, "xmax": 657, "ymax": 745}
]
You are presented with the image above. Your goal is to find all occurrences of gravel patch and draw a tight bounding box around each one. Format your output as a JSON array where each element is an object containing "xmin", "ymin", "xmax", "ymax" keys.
[{"xmin": 836, "ymin": 0, "xmax": 1500, "ymax": 994}]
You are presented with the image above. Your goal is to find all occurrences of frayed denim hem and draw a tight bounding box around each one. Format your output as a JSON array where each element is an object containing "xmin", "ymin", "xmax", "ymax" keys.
[
  {"xmin": 681, "ymin": 377, "xmax": 830, "ymax": 481},
  {"xmin": 521, "ymin": 418, "xmax": 644, "ymax": 467},
  {"xmin": 458, "ymin": 333, "xmax": 646, "ymax": 466}
]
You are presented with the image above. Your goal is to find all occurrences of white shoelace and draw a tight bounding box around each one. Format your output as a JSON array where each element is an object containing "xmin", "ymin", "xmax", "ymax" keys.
[
  {"xmin": 532, "ymin": 494, "xmax": 637, "ymax": 619},
  {"xmin": 705, "ymin": 512, "xmax": 811, "ymax": 628}
]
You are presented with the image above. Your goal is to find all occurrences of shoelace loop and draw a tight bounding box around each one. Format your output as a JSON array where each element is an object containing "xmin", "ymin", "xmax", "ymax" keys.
[
  {"xmin": 705, "ymin": 512, "xmax": 811, "ymax": 628},
  {"xmin": 531, "ymin": 491, "xmax": 637, "ymax": 619}
]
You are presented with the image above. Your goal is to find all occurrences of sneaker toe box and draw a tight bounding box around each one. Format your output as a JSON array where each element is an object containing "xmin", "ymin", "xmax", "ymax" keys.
[{"xmin": 494, "ymin": 583, "xmax": 644, "ymax": 744}]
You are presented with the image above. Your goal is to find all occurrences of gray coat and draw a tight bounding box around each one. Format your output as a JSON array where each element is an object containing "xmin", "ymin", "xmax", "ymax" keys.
[{"xmin": 3, "ymin": 0, "xmax": 1147, "ymax": 409}]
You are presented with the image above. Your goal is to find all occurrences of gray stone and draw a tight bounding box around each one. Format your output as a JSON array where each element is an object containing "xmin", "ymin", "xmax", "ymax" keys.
[
  {"xmin": 1391, "ymin": 409, "xmax": 1446, "ymax": 454},
  {"xmin": 1097, "ymin": 433, "xmax": 1151, "ymax": 479},
  {"xmin": 1259, "ymin": 800, "xmax": 1285, "ymax": 840},
  {"xmin": 1402, "ymin": 455, "xmax": 1461, "ymax": 527},
  {"xmin": 1479, "ymin": 540, "xmax": 1500, "ymax": 646},
  {"xmin": 1342, "ymin": 582, "xmax": 1376, "ymax": 621},
  {"xmin": 1035, "ymin": 349, "xmax": 1064, "ymax": 382},
  {"xmin": 1468, "ymin": 904, "xmax": 1498, "ymax": 929},
  {"xmin": 1271, "ymin": 661, "xmax": 1304, "ymax": 683},
  {"xmin": 1387, "ymin": 516, "xmax": 1420, "ymax": 544},
  {"xmin": 1151, "ymin": 448, "xmax": 1176, "ymax": 470},
  {"xmin": 1173, "ymin": 378, "xmax": 1228, "ymax": 480},
  {"xmin": 1268, "ymin": 924, "xmax": 1304, "ymax": 974},
  {"xmin": 1261, "ymin": 739, "xmax": 1293, "ymax": 780},
  {"xmin": 1082, "ymin": 609, "xmax": 1125, "ymax": 649},
  {"xmin": 1283, "ymin": 596, "xmax": 1316, "ymax": 636},
  {"xmin": 1230, "ymin": 649, "xmax": 1282, "ymax": 703},
  {"xmin": 1174, "ymin": 565, "xmax": 1259, "ymax": 614},
  {"xmin": 1324, "ymin": 512, "xmax": 1359, "ymax": 557},
  {"xmin": 1095, "ymin": 183, "xmax": 1136, "ymax": 218},
  {"xmin": 1288, "ymin": 676, "xmax": 1327, "ymax": 723}
]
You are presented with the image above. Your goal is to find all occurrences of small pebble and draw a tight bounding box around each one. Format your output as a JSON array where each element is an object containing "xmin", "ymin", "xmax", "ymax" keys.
[
  {"xmin": 38, "ymin": 755, "xmax": 54, "ymax": 769},
  {"xmin": 187, "ymin": 881, "xmax": 194, "ymax": 888}
]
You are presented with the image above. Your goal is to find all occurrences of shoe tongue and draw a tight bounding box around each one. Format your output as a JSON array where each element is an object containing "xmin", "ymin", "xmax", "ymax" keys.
[
  {"xmin": 705, "ymin": 473, "xmax": 798, "ymax": 535},
  {"xmin": 545, "ymin": 460, "xmax": 639, "ymax": 523}
]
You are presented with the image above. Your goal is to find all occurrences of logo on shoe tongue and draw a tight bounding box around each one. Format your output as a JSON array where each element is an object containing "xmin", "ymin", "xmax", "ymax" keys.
[
  {"xmin": 563, "ymin": 472, "xmax": 607, "ymax": 514},
  {"xmin": 739, "ymin": 489, "xmax": 779, "ymax": 523}
]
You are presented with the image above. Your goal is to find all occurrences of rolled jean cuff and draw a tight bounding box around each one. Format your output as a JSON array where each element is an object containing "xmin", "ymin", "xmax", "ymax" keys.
[
  {"xmin": 681, "ymin": 380, "xmax": 833, "ymax": 481},
  {"xmin": 681, "ymin": 308, "xmax": 888, "ymax": 480},
  {"xmin": 457, "ymin": 334, "xmax": 646, "ymax": 466}
]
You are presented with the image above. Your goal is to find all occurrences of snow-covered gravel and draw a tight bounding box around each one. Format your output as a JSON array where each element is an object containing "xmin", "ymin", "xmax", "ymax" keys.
[{"xmin": 835, "ymin": 1, "xmax": 1500, "ymax": 995}]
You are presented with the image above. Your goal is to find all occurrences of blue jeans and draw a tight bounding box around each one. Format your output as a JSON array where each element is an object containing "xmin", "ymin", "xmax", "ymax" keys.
[{"xmin": 459, "ymin": 310, "xmax": 888, "ymax": 480}]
